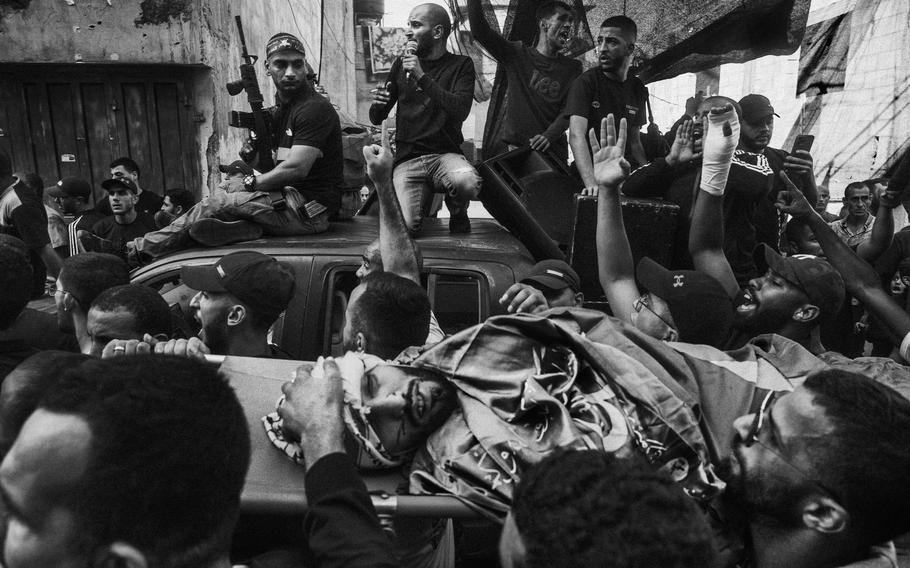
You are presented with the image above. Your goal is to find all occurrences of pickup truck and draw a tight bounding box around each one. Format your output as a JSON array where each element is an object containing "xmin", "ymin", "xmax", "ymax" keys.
[{"xmin": 133, "ymin": 216, "xmax": 536, "ymax": 360}]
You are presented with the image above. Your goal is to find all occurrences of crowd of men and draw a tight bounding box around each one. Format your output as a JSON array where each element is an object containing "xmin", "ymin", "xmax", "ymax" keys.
[{"xmin": 1, "ymin": 2, "xmax": 910, "ymax": 568}]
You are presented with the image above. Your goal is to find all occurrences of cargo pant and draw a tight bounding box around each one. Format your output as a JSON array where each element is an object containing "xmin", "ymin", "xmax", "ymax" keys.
[{"xmin": 131, "ymin": 187, "xmax": 328, "ymax": 259}]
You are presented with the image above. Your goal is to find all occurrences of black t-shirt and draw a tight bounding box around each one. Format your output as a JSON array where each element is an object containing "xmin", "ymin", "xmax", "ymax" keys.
[
  {"xmin": 565, "ymin": 68, "xmax": 648, "ymax": 164},
  {"xmin": 1, "ymin": 180, "xmax": 50, "ymax": 298},
  {"xmin": 92, "ymin": 214, "xmax": 157, "ymax": 252},
  {"xmin": 467, "ymin": 3, "xmax": 582, "ymax": 160},
  {"xmin": 96, "ymin": 189, "xmax": 163, "ymax": 225},
  {"xmin": 369, "ymin": 52, "xmax": 476, "ymax": 166},
  {"xmin": 73, "ymin": 208, "xmax": 105, "ymax": 232},
  {"xmin": 270, "ymin": 93, "xmax": 343, "ymax": 215}
]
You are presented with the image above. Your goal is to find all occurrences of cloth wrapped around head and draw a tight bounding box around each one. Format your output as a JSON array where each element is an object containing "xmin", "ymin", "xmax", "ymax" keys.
[{"xmin": 263, "ymin": 352, "xmax": 457, "ymax": 470}]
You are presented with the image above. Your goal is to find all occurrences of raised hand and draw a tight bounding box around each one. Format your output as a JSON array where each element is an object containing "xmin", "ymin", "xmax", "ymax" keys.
[
  {"xmin": 363, "ymin": 120, "xmax": 394, "ymax": 184},
  {"xmin": 700, "ymin": 104, "xmax": 740, "ymax": 196},
  {"xmin": 588, "ymin": 114, "xmax": 630, "ymax": 189},
  {"xmin": 666, "ymin": 119, "xmax": 701, "ymax": 167},
  {"xmin": 878, "ymin": 188, "xmax": 903, "ymax": 210},
  {"xmin": 774, "ymin": 171, "xmax": 815, "ymax": 219}
]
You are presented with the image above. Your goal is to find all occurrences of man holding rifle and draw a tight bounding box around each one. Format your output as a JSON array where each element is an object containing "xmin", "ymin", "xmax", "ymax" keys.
[{"xmin": 125, "ymin": 31, "xmax": 342, "ymax": 263}]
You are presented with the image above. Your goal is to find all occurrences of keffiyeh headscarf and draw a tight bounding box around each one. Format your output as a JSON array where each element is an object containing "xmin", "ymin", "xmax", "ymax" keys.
[{"xmin": 262, "ymin": 354, "xmax": 404, "ymax": 470}]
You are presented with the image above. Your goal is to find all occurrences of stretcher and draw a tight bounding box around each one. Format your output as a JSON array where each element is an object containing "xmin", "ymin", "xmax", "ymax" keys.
[{"xmin": 210, "ymin": 355, "xmax": 481, "ymax": 520}]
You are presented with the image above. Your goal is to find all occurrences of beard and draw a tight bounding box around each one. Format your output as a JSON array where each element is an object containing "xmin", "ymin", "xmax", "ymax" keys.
[
  {"xmin": 717, "ymin": 444, "xmax": 807, "ymax": 530},
  {"xmin": 735, "ymin": 303, "xmax": 796, "ymax": 336},
  {"xmin": 200, "ymin": 322, "xmax": 229, "ymax": 355}
]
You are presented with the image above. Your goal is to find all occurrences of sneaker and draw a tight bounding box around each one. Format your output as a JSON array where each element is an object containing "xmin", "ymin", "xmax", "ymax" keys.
[
  {"xmin": 445, "ymin": 195, "xmax": 471, "ymax": 234},
  {"xmin": 188, "ymin": 219, "xmax": 263, "ymax": 247},
  {"xmin": 449, "ymin": 215, "xmax": 471, "ymax": 234}
]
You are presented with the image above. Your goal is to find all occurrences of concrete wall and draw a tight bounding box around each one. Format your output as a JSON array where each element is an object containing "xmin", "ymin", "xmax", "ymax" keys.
[{"xmin": 0, "ymin": 0, "xmax": 355, "ymax": 195}]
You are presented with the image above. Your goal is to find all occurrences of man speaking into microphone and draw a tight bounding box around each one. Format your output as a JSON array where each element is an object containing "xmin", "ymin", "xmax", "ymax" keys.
[{"xmin": 370, "ymin": 3, "xmax": 481, "ymax": 235}]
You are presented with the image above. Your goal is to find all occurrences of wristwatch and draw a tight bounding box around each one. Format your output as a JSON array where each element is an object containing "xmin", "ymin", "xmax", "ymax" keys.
[{"xmin": 243, "ymin": 175, "xmax": 256, "ymax": 191}]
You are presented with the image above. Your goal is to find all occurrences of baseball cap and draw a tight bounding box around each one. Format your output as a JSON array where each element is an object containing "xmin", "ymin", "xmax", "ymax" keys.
[
  {"xmin": 218, "ymin": 160, "xmax": 255, "ymax": 177},
  {"xmin": 636, "ymin": 257, "xmax": 734, "ymax": 347},
  {"xmin": 738, "ymin": 94, "xmax": 780, "ymax": 123},
  {"xmin": 520, "ymin": 259, "xmax": 581, "ymax": 293},
  {"xmin": 47, "ymin": 177, "xmax": 91, "ymax": 199},
  {"xmin": 753, "ymin": 244, "xmax": 845, "ymax": 318},
  {"xmin": 266, "ymin": 32, "xmax": 306, "ymax": 59},
  {"xmin": 181, "ymin": 251, "xmax": 296, "ymax": 323},
  {"xmin": 101, "ymin": 177, "xmax": 139, "ymax": 193}
]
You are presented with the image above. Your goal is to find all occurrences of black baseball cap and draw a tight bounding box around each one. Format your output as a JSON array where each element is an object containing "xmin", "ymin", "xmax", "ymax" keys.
[
  {"xmin": 738, "ymin": 94, "xmax": 780, "ymax": 123},
  {"xmin": 101, "ymin": 177, "xmax": 139, "ymax": 193},
  {"xmin": 753, "ymin": 244, "xmax": 844, "ymax": 318},
  {"xmin": 181, "ymin": 251, "xmax": 296, "ymax": 323},
  {"xmin": 520, "ymin": 260, "xmax": 581, "ymax": 293},
  {"xmin": 636, "ymin": 257, "xmax": 734, "ymax": 347},
  {"xmin": 47, "ymin": 177, "xmax": 91, "ymax": 199},
  {"xmin": 218, "ymin": 160, "xmax": 255, "ymax": 177}
]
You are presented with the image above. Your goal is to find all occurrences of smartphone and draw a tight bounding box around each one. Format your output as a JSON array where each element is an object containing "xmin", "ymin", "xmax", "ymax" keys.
[{"xmin": 790, "ymin": 134, "xmax": 814, "ymax": 155}]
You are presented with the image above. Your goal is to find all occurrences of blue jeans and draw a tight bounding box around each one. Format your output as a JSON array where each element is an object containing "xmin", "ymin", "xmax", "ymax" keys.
[
  {"xmin": 392, "ymin": 153, "xmax": 481, "ymax": 234},
  {"xmin": 131, "ymin": 188, "xmax": 328, "ymax": 258}
]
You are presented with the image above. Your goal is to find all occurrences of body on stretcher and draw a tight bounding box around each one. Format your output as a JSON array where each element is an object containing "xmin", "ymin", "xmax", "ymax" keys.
[{"xmin": 208, "ymin": 354, "xmax": 481, "ymax": 520}]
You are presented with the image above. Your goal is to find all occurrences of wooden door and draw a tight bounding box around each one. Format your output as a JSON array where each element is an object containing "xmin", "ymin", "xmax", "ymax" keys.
[{"xmin": 0, "ymin": 64, "xmax": 202, "ymax": 206}]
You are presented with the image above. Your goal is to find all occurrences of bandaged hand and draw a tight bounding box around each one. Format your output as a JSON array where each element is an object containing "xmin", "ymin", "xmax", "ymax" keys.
[{"xmin": 700, "ymin": 104, "xmax": 740, "ymax": 196}]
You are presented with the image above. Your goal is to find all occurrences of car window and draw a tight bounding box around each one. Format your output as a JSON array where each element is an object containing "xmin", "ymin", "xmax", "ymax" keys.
[
  {"xmin": 426, "ymin": 272, "xmax": 486, "ymax": 334},
  {"xmin": 323, "ymin": 267, "xmax": 487, "ymax": 355}
]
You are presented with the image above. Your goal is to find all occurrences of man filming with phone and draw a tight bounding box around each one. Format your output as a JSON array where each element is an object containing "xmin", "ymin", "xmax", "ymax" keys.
[{"xmin": 737, "ymin": 94, "xmax": 819, "ymax": 255}]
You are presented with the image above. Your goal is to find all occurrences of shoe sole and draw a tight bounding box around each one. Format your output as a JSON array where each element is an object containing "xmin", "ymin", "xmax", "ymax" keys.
[{"xmin": 189, "ymin": 219, "xmax": 263, "ymax": 247}]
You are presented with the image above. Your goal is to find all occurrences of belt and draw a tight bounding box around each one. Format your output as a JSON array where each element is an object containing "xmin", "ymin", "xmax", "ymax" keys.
[{"xmin": 267, "ymin": 189, "xmax": 287, "ymax": 211}]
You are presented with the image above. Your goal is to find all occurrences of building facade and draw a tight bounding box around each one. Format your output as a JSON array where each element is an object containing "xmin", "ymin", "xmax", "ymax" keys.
[{"xmin": 0, "ymin": 0, "xmax": 355, "ymax": 202}]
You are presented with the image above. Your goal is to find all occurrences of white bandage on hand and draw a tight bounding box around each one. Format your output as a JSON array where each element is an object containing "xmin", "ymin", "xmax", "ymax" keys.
[
  {"xmin": 900, "ymin": 331, "xmax": 910, "ymax": 363},
  {"xmin": 700, "ymin": 106, "xmax": 741, "ymax": 196}
]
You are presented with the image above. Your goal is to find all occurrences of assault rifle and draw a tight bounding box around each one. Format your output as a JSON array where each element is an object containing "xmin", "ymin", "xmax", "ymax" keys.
[{"xmin": 226, "ymin": 15, "xmax": 275, "ymax": 173}]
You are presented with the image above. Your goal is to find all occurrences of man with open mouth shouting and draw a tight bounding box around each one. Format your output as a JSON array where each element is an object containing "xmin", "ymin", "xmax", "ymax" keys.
[{"xmin": 466, "ymin": 0, "xmax": 583, "ymax": 163}]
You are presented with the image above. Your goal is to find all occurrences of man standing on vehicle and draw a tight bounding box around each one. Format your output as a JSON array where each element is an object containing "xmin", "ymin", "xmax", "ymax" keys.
[
  {"xmin": 126, "ymin": 32, "xmax": 343, "ymax": 262},
  {"xmin": 467, "ymin": 0, "xmax": 582, "ymax": 163},
  {"xmin": 370, "ymin": 3, "xmax": 481, "ymax": 235},
  {"xmin": 566, "ymin": 15, "xmax": 648, "ymax": 193}
]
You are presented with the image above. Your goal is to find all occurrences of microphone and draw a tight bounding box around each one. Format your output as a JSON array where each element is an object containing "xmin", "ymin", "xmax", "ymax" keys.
[{"xmin": 405, "ymin": 40, "xmax": 418, "ymax": 80}]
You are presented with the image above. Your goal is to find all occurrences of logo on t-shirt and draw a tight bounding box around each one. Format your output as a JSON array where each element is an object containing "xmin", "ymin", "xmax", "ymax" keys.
[
  {"xmin": 592, "ymin": 101, "xmax": 601, "ymax": 109},
  {"xmin": 626, "ymin": 104, "xmax": 639, "ymax": 116}
]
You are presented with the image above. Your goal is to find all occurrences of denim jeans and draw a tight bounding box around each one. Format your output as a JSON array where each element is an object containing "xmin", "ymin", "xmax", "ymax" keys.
[
  {"xmin": 131, "ymin": 188, "xmax": 328, "ymax": 258},
  {"xmin": 392, "ymin": 153, "xmax": 481, "ymax": 234}
]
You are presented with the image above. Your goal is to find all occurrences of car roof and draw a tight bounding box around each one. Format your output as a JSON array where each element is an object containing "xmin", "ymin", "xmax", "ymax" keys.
[{"xmin": 130, "ymin": 217, "xmax": 534, "ymax": 275}]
